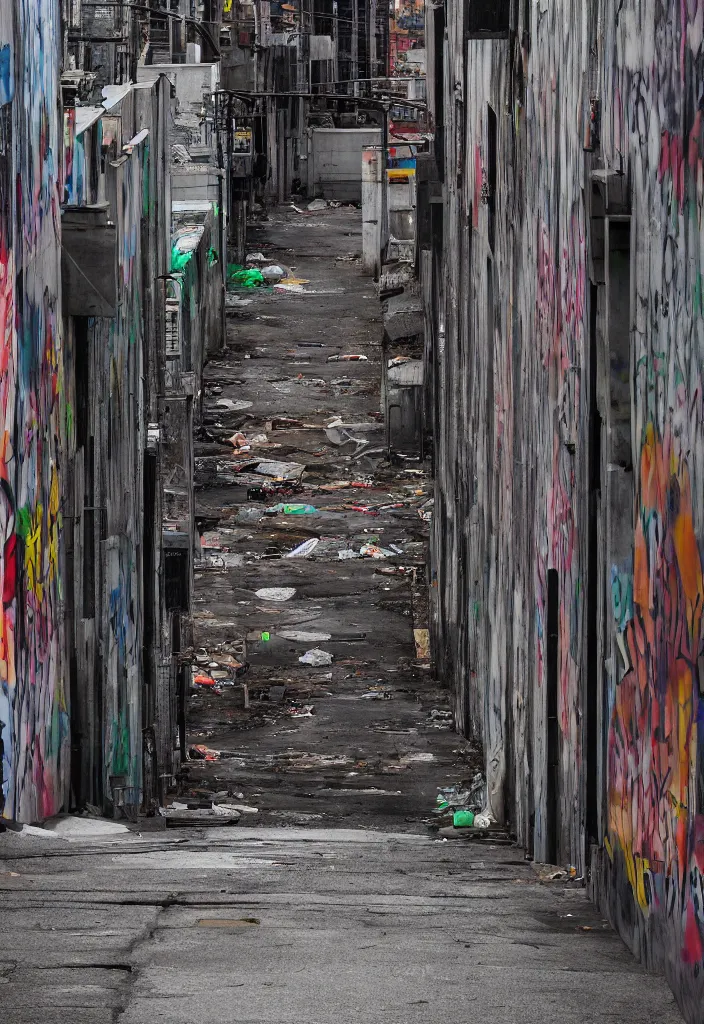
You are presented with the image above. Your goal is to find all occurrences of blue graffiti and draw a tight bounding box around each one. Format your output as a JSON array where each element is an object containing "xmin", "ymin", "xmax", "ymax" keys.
[{"xmin": 0, "ymin": 45, "xmax": 14, "ymax": 107}]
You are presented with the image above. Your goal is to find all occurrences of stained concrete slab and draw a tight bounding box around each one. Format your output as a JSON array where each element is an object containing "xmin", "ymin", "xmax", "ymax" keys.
[{"xmin": 0, "ymin": 828, "xmax": 683, "ymax": 1023}]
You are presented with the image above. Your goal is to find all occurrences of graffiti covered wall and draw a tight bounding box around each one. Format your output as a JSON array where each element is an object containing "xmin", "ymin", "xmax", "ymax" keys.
[
  {"xmin": 594, "ymin": 2, "xmax": 704, "ymax": 1012},
  {"xmin": 63, "ymin": 79, "xmax": 173, "ymax": 814},
  {"xmin": 390, "ymin": 0, "xmax": 425, "ymax": 73},
  {"xmin": 424, "ymin": 0, "xmax": 704, "ymax": 1017},
  {"xmin": 0, "ymin": 2, "xmax": 68, "ymax": 821}
]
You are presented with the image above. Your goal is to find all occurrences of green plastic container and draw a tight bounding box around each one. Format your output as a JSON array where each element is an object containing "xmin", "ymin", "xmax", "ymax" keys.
[{"xmin": 453, "ymin": 810, "xmax": 475, "ymax": 828}]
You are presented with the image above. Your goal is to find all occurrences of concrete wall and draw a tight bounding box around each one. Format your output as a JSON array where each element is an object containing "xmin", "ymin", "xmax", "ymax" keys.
[
  {"xmin": 63, "ymin": 79, "xmax": 175, "ymax": 814},
  {"xmin": 137, "ymin": 63, "xmax": 219, "ymax": 111},
  {"xmin": 423, "ymin": 1, "xmax": 704, "ymax": 1018},
  {"xmin": 308, "ymin": 128, "xmax": 382, "ymax": 202},
  {"xmin": 0, "ymin": 1, "xmax": 69, "ymax": 821}
]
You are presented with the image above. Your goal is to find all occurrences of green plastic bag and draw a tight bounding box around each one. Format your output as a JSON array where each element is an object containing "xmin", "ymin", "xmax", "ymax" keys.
[
  {"xmin": 227, "ymin": 263, "xmax": 264, "ymax": 288},
  {"xmin": 453, "ymin": 810, "xmax": 475, "ymax": 828}
]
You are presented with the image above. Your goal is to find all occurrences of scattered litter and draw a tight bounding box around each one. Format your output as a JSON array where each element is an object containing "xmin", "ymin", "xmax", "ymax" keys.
[
  {"xmin": 270, "ymin": 417, "xmax": 304, "ymax": 429},
  {"xmin": 261, "ymin": 264, "xmax": 285, "ymax": 283},
  {"xmin": 360, "ymin": 544, "xmax": 389, "ymax": 559},
  {"xmin": 287, "ymin": 704, "xmax": 316, "ymax": 718},
  {"xmin": 428, "ymin": 708, "xmax": 453, "ymax": 728},
  {"xmin": 325, "ymin": 419, "xmax": 382, "ymax": 447},
  {"xmin": 299, "ymin": 648, "xmax": 334, "ymax": 667},
  {"xmin": 254, "ymin": 460, "xmax": 305, "ymax": 480},
  {"xmin": 434, "ymin": 775, "xmax": 486, "ymax": 819},
  {"xmin": 269, "ymin": 503, "xmax": 317, "ymax": 515},
  {"xmin": 274, "ymin": 282, "xmax": 305, "ymax": 293},
  {"xmin": 285, "ymin": 538, "xmax": 320, "ymax": 558},
  {"xmin": 228, "ymin": 266, "xmax": 264, "ymax": 288},
  {"xmin": 418, "ymin": 501, "xmax": 433, "ymax": 523},
  {"xmin": 255, "ymin": 587, "xmax": 297, "ymax": 602},
  {"xmin": 246, "ymin": 252, "xmax": 266, "ymax": 263},
  {"xmin": 327, "ymin": 354, "xmax": 369, "ymax": 362},
  {"xmin": 188, "ymin": 744, "xmax": 221, "ymax": 761},
  {"xmin": 338, "ymin": 549, "xmax": 360, "ymax": 560},
  {"xmin": 193, "ymin": 673, "xmax": 219, "ymax": 688},
  {"xmin": 473, "ymin": 812, "xmax": 494, "ymax": 830},
  {"xmin": 217, "ymin": 398, "xmax": 254, "ymax": 412},
  {"xmin": 247, "ymin": 486, "xmax": 269, "ymax": 502},
  {"xmin": 211, "ymin": 802, "xmax": 258, "ymax": 816},
  {"xmin": 227, "ymin": 432, "xmax": 249, "ymax": 450},
  {"xmin": 388, "ymin": 355, "xmax": 412, "ymax": 367},
  {"xmin": 160, "ymin": 803, "xmax": 240, "ymax": 826},
  {"xmin": 414, "ymin": 628, "xmax": 430, "ymax": 660},
  {"xmin": 307, "ymin": 198, "xmax": 328, "ymax": 211},
  {"xmin": 278, "ymin": 630, "xmax": 332, "ymax": 642}
]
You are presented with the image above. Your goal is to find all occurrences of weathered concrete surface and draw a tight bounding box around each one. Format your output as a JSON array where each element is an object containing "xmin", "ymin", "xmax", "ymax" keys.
[
  {"xmin": 187, "ymin": 205, "xmax": 452, "ymax": 832},
  {"xmin": 0, "ymin": 827, "xmax": 683, "ymax": 1023}
]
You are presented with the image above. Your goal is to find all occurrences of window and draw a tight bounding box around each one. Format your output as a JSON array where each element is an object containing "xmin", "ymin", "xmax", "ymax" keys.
[
  {"xmin": 466, "ymin": 0, "xmax": 511, "ymax": 38},
  {"xmin": 164, "ymin": 549, "xmax": 189, "ymax": 613}
]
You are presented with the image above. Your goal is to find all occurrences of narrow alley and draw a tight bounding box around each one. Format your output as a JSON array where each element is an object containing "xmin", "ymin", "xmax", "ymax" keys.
[
  {"xmin": 2, "ymin": 1, "xmax": 703, "ymax": 1020},
  {"xmin": 0, "ymin": 207, "xmax": 684, "ymax": 1023},
  {"xmin": 186, "ymin": 203, "xmax": 453, "ymax": 831}
]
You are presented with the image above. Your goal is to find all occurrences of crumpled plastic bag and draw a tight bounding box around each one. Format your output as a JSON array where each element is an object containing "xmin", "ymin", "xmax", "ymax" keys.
[{"xmin": 299, "ymin": 648, "xmax": 333, "ymax": 667}]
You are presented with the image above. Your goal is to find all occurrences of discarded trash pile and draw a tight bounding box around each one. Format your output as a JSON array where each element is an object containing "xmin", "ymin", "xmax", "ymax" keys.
[
  {"xmin": 428, "ymin": 774, "xmax": 508, "ymax": 841},
  {"xmin": 159, "ymin": 792, "xmax": 259, "ymax": 827}
]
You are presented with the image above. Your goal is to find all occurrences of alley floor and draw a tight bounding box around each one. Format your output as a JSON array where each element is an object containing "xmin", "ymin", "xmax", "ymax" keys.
[
  {"xmin": 186, "ymin": 204, "xmax": 453, "ymax": 831},
  {"xmin": 0, "ymin": 206, "xmax": 685, "ymax": 1023}
]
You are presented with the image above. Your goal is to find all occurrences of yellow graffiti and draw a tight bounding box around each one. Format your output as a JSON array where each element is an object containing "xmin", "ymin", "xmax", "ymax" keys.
[
  {"xmin": 48, "ymin": 464, "xmax": 59, "ymax": 583},
  {"xmin": 24, "ymin": 505, "xmax": 44, "ymax": 602},
  {"xmin": 608, "ymin": 425, "xmax": 703, "ymax": 918}
]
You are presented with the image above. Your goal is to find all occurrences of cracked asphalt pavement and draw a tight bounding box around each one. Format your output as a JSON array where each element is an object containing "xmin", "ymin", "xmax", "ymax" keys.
[{"xmin": 0, "ymin": 826, "xmax": 683, "ymax": 1022}]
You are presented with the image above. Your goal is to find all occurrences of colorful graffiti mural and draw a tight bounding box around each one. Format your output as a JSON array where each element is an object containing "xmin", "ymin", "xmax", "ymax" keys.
[
  {"xmin": 425, "ymin": 0, "xmax": 704, "ymax": 1017},
  {"xmin": 608, "ymin": 425, "xmax": 704, "ymax": 967},
  {"xmin": 0, "ymin": 0, "xmax": 68, "ymax": 821},
  {"xmin": 390, "ymin": 0, "xmax": 425, "ymax": 73}
]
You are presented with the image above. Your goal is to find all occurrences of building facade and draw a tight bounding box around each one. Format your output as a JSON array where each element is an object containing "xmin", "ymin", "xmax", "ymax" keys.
[
  {"xmin": 1, "ymin": 0, "xmax": 224, "ymax": 823},
  {"xmin": 421, "ymin": 1, "xmax": 704, "ymax": 1018},
  {"xmin": 0, "ymin": 0, "xmax": 70, "ymax": 822}
]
